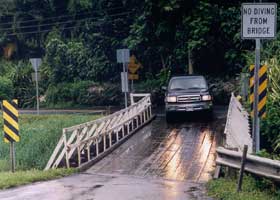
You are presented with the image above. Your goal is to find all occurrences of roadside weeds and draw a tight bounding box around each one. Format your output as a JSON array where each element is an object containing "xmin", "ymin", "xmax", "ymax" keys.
[
  {"xmin": 0, "ymin": 168, "xmax": 77, "ymax": 190},
  {"xmin": 207, "ymin": 175, "xmax": 280, "ymax": 200}
]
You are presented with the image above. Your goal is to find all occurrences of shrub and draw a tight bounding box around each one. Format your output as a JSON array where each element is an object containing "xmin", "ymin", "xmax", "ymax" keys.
[
  {"xmin": 45, "ymin": 81, "xmax": 92, "ymax": 107},
  {"xmin": 259, "ymin": 57, "xmax": 280, "ymax": 153},
  {"xmin": 0, "ymin": 76, "xmax": 14, "ymax": 100},
  {"xmin": 261, "ymin": 101, "xmax": 280, "ymax": 153},
  {"xmin": 45, "ymin": 81, "xmax": 122, "ymax": 107},
  {"xmin": 0, "ymin": 59, "xmax": 35, "ymax": 108},
  {"xmin": 136, "ymin": 68, "xmax": 171, "ymax": 105},
  {"xmin": 207, "ymin": 175, "xmax": 280, "ymax": 200},
  {"xmin": 206, "ymin": 76, "xmax": 238, "ymax": 105}
]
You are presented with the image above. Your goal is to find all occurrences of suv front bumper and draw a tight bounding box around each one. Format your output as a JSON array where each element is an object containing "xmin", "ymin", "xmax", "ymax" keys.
[{"xmin": 165, "ymin": 101, "xmax": 213, "ymax": 112}]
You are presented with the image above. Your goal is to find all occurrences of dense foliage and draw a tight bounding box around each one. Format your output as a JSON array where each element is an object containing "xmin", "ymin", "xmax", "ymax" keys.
[
  {"xmin": 259, "ymin": 55, "xmax": 280, "ymax": 153},
  {"xmin": 0, "ymin": 0, "xmax": 253, "ymax": 106}
]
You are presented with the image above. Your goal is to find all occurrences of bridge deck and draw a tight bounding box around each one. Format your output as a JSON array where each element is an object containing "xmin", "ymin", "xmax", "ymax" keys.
[{"xmin": 88, "ymin": 115, "xmax": 218, "ymax": 182}]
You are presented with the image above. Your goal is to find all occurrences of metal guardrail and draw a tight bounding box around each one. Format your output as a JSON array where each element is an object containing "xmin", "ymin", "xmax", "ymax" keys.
[
  {"xmin": 216, "ymin": 147, "xmax": 280, "ymax": 181},
  {"xmin": 45, "ymin": 93, "xmax": 153, "ymax": 170},
  {"xmin": 224, "ymin": 93, "xmax": 252, "ymax": 153}
]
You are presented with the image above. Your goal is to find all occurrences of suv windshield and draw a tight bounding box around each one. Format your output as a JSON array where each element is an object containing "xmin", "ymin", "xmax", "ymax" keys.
[{"xmin": 169, "ymin": 77, "xmax": 207, "ymax": 90}]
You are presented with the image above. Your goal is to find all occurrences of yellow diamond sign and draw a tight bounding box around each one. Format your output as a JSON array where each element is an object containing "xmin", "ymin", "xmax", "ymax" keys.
[{"xmin": 128, "ymin": 55, "xmax": 142, "ymax": 74}]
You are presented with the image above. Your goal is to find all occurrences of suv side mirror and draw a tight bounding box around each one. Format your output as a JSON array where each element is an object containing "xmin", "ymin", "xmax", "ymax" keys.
[{"xmin": 162, "ymin": 86, "xmax": 167, "ymax": 91}]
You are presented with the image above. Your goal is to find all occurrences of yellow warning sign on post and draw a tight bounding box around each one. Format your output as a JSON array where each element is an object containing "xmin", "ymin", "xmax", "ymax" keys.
[
  {"xmin": 128, "ymin": 55, "xmax": 141, "ymax": 74},
  {"xmin": 3, "ymin": 100, "xmax": 20, "ymax": 143},
  {"xmin": 128, "ymin": 55, "xmax": 142, "ymax": 80},
  {"xmin": 249, "ymin": 65, "xmax": 268, "ymax": 118}
]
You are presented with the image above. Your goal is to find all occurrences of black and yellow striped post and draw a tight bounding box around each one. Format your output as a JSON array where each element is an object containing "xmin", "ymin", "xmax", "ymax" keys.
[
  {"xmin": 249, "ymin": 65, "xmax": 268, "ymax": 119},
  {"xmin": 249, "ymin": 65, "xmax": 254, "ymax": 114},
  {"xmin": 2, "ymin": 99, "xmax": 19, "ymax": 172}
]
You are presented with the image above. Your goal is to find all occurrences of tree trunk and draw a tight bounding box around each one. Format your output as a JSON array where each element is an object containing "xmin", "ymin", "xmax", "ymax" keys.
[
  {"xmin": 188, "ymin": 46, "xmax": 194, "ymax": 74},
  {"xmin": 160, "ymin": 54, "xmax": 166, "ymax": 69}
]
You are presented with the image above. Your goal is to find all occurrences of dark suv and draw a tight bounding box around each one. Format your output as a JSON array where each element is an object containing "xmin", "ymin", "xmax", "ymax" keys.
[{"xmin": 164, "ymin": 75, "xmax": 213, "ymax": 121}]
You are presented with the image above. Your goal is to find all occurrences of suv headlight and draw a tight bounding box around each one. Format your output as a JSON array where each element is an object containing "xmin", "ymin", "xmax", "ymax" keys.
[
  {"xmin": 166, "ymin": 96, "xmax": 177, "ymax": 103},
  {"xmin": 202, "ymin": 95, "xmax": 212, "ymax": 101}
]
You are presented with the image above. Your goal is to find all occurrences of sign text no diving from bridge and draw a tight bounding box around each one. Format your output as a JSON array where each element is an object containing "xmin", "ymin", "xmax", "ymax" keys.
[
  {"xmin": 242, "ymin": 3, "xmax": 277, "ymax": 39},
  {"xmin": 3, "ymin": 100, "xmax": 20, "ymax": 143}
]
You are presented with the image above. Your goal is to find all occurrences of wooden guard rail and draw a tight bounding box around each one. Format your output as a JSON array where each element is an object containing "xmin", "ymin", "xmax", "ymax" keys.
[{"xmin": 45, "ymin": 93, "xmax": 153, "ymax": 170}]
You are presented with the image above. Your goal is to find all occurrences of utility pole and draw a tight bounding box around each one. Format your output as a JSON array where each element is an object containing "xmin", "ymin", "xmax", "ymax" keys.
[{"xmin": 188, "ymin": 46, "xmax": 193, "ymax": 75}]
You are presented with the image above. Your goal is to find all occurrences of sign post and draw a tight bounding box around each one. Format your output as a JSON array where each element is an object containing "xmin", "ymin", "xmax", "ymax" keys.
[
  {"xmin": 30, "ymin": 58, "xmax": 42, "ymax": 115},
  {"xmin": 241, "ymin": 2, "xmax": 277, "ymax": 152},
  {"xmin": 117, "ymin": 49, "xmax": 130, "ymax": 107}
]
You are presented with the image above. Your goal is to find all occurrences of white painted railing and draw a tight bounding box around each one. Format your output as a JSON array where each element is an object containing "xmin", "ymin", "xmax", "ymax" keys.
[
  {"xmin": 224, "ymin": 93, "xmax": 252, "ymax": 153},
  {"xmin": 45, "ymin": 93, "xmax": 153, "ymax": 170}
]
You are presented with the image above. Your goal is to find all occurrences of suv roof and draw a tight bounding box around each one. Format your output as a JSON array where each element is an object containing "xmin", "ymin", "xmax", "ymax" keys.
[{"xmin": 169, "ymin": 75, "xmax": 206, "ymax": 80}]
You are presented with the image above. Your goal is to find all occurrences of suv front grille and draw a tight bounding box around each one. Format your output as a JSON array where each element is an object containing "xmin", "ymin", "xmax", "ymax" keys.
[{"xmin": 177, "ymin": 95, "xmax": 201, "ymax": 103}]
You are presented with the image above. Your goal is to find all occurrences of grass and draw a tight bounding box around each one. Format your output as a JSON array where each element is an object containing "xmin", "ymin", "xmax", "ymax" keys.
[
  {"xmin": 207, "ymin": 176, "xmax": 280, "ymax": 200},
  {"xmin": 0, "ymin": 168, "xmax": 77, "ymax": 189},
  {"xmin": 0, "ymin": 114, "xmax": 101, "ymax": 170}
]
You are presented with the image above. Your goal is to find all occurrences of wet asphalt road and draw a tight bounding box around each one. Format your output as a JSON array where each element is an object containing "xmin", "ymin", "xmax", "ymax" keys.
[{"xmin": 0, "ymin": 107, "xmax": 226, "ymax": 200}]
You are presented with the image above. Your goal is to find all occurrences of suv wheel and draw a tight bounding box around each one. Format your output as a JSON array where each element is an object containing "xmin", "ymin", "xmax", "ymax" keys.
[
  {"xmin": 166, "ymin": 112, "xmax": 173, "ymax": 123},
  {"xmin": 205, "ymin": 109, "xmax": 213, "ymax": 121}
]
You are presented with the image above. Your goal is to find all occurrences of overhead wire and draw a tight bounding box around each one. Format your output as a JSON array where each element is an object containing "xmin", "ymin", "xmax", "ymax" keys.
[
  {"xmin": 3, "ymin": 12, "xmax": 132, "ymax": 36},
  {"xmin": 0, "ymin": 6, "xmax": 126, "ymax": 26},
  {"xmin": 0, "ymin": 11, "xmax": 131, "ymax": 32}
]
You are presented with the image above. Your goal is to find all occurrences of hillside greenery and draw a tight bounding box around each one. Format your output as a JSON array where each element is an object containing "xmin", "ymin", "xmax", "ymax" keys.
[{"xmin": 0, "ymin": 0, "xmax": 253, "ymax": 107}]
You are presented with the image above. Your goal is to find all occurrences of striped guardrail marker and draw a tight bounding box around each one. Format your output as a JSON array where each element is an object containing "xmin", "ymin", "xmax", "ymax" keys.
[
  {"xmin": 249, "ymin": 65, "xmax": 268, "ymax": 118},
  {"xmin": 2, "ymin": 99, "xmax": 19, "ymax": 172},
  {"xmin": 3, "ymin": 100, "xmax": 20, "ymax": 143}
]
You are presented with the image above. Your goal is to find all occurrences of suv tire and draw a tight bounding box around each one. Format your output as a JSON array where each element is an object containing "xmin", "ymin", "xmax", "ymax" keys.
[{"xmin": 166, "ymin": 112, "xmax": 174, "ymax": 123}]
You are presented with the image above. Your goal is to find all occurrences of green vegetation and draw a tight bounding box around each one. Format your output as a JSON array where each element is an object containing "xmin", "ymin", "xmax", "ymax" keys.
[
  {"xmin": 0, "ymin": 0, "xmax": 250, "ymax": 108},
  {"xmin": 248, "ymin": 37, "xmax": 280, "ymax": 155},
  {"xmin": 207, "ymin": 176, "xmax": 280, "ymax": 200},
  {"xmin": 0, "ymin": 76, "xmax": 13, "ymax": 100},
  {"xmin": 0, "ymin": 0, "xmax": 280, "ymax": 194},
  {"xmin": 0, "ymin": 168, "xmax": 77, "ymax": 189},
  {"xmin": 0, "ymin": 114, "xmax": 100, "ymax": 170}
]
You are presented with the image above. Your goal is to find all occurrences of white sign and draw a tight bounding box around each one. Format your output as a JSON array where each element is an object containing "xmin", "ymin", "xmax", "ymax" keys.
[
  {"xmin": 117, "ymin": 49, "xmax": 130, "ymax": 63},
  {"xmin": 242, "ymin": 3, "xmax": 277, "ymax": 39},
  {"xmin": 121, "ymin": 72, "xmax": 129, "ymax": 92},
  {"xmin": 30, "ymin": 58, "xmax": 42, "ymax": 71}
]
